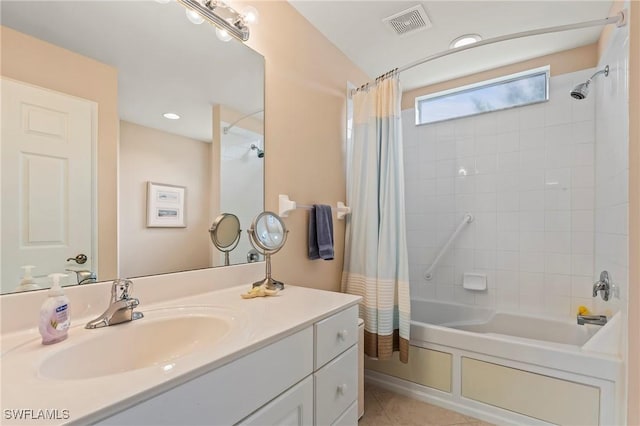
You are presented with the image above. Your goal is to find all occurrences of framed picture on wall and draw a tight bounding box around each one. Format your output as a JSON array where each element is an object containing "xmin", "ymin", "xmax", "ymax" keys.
[{"xmin": 146, "ymin": 182, "xmax": 186, "ymax": 227}]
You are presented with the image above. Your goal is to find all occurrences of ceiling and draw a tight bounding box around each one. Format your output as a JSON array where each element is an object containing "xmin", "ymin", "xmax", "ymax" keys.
[
  {"xmin": 1, "ymin": 1, "xmax": 264, "ymax": 142},
  {"xmin": 289, "ymin": 1, "xmax": 614, "ymax": 91}
]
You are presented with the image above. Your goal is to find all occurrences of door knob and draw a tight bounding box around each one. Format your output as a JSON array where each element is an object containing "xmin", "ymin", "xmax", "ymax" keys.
[{"xmin": 66, "ymin": 253, "xmax": 88, "ymax": 264}]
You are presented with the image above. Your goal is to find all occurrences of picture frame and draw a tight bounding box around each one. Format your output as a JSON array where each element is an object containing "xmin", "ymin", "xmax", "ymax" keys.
[{"xmin": 146, "ymin": 182, "xmax": 186, "ymax": 228}]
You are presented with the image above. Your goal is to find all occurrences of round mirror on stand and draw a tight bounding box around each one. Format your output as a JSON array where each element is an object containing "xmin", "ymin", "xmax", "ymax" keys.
[
  {"xmin": 209, "ymin": 213, "xmax": 241, "ymax": 266},
  {"xmin": 247, "ymin": 211, "xmax": 288, "ymax": 290}
]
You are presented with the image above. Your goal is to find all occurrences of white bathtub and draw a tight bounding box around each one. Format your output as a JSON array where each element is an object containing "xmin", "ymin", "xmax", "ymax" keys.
[
  {"xmin": 365, "ymin": 298, "xmax": 624, "ymax": 425},
  {"xmin": 411, "ymin": 299, "xmax": 600, "ymax": 348}
]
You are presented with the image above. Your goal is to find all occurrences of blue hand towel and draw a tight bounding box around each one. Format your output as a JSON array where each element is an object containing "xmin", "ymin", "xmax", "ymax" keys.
[
  {"xmin": 315, "ymin": 204, "xmax": 334, "ymax": 260},
  {"xmin": 308, "ymin": 207, "xmax": 320, "ymax": 260}
]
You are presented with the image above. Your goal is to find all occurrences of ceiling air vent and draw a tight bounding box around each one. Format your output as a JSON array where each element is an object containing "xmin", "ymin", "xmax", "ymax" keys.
[{"xmin": 382, "ymin": 5, "xmax": 432, "ymax": 36}]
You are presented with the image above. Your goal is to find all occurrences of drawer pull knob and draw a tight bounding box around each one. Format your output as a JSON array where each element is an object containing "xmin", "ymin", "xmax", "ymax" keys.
[
  {"xmin": 337, "ymin": 330, "xmax": 348, "ymax": 340},
  {"xmin": 337, "ymin": 384, "xmax": 348, "ymax": 395}
]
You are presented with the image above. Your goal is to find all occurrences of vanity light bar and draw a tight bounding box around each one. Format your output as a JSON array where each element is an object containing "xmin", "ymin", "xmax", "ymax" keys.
[{"xmin": 177, "ymin": 0, "xmax": 250, "ymax": 42}]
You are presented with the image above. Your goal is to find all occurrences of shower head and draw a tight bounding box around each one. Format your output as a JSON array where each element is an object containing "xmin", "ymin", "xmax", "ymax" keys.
[
  {"xmin": 251, "ymin": 143, "xmax": 264, "ymax": 158},
  {"xmin": 570, "ymin": 81, "xmax": 590, "ymax": 100},
  {"xmin": 570, "ymin": 65, "xmax": 609, "ymax": 100}
]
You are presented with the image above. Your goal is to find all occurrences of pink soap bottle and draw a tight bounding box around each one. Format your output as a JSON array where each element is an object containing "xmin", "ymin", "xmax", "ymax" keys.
[{"xmin": 38, "ymin": 273, "xmax": 70, "ymax": 345}]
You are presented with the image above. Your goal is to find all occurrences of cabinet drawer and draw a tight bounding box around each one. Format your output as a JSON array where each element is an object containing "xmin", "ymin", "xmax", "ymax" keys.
[
  {"xmin": 315, "ymin": 305, "xmax": 358, "ymax": 369},
  {"xmin": 314, "ymin": 345, "xmax": 358, "ymax": 426},
  {"xmin": 238, "ymin": 376, "xmax": 314, "ymax": 426},
  {"xmin": 331, "ymin": 401, "xmax": 358, "ymax": 426}
]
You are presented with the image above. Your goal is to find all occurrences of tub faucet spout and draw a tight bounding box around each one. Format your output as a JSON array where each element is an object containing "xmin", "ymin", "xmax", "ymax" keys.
[{"xmin": 577, "ymin": 314, "xmax": 607, "ymax": 326}]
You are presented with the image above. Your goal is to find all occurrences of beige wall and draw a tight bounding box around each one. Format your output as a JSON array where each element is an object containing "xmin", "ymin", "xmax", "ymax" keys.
[
  {"xmin": 119, "ymin": 121, "xmax": 211, "ymax": 277},
  {"xmin": 0, "ymin": 26, "xmax": 118, "ymax": 280},
  {"xmin": 244, "ymin": 1, "xmax": 369, "ymax": 292},
  {"xmin": 401, "ymin": 43, "xmax": 598, "ymax": 110},
  {"xmin": 627, "ymin": 2, "xmax": 640, "ymax": 424}
]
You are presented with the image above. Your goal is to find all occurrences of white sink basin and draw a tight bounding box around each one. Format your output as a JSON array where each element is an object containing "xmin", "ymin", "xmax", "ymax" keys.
[{"xmin": 38, "ymin": 306, "xmax": 245, "ymax": 380}]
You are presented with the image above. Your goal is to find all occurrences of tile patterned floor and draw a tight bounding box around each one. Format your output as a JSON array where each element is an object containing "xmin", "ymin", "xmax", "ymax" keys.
[{"xmin": 359, "ymin": 383, "xmax": 495, "ymax": 426}]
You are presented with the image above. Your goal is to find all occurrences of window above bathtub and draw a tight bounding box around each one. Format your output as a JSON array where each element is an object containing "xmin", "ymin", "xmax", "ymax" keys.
[{"xmin": 415, "ymin": 65, "xmax": 549, "ymax": 125}]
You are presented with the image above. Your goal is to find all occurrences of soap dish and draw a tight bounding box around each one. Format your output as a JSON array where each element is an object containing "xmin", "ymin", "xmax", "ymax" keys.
[{"xmin": 463, "ymin": 273, "xmax": 487, "ymax": 291}]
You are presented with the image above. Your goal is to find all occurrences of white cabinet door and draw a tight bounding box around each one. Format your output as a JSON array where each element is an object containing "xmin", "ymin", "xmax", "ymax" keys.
[
  {"xmin": 1, "ymin": 78, "xmax": 96, "ymax": 291},
  {"xmin": 239, "ymin": 376, "xmax": 313, "ymax": 426}
]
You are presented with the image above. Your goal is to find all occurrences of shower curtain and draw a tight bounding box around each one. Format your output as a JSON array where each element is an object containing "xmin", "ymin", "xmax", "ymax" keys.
[{"xmin": 342, "ymin": 74, "xmax": 411, "ymax": 363}]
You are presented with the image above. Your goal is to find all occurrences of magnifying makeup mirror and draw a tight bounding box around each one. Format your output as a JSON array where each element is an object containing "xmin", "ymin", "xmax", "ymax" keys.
[
  {"xmin": 209, "ymin": 213, "xmax": 241, "ymax": 266},
  {"xmin": 247, "ymin": 211, "xmax": 288, "ymax": 290}
]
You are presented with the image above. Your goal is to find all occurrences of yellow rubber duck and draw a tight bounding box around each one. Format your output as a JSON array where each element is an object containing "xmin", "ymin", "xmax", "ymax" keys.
[{"xmin": 577, "ymin": 305, "xmax": 590, "ymax": 315}]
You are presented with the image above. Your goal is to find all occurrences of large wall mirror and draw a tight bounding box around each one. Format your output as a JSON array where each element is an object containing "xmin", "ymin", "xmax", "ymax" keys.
[{"xmin": 0, "ymin": 1, "xmax": 265, "ymax": 294}]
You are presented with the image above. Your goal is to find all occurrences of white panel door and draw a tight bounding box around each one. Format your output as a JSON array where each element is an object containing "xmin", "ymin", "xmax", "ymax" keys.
[{"xmin": 1, "ymin": 78, "xmax": 96, "ymax": 291}]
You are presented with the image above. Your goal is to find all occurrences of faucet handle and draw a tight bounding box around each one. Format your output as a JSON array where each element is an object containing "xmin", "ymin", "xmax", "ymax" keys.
[
  {"xmin": 593, "ymin": 270, "xmax": 611, "ymax": 301},
  {"xmin": 111, "ymin": 279, "xmax": 133, "ymax": 302}
]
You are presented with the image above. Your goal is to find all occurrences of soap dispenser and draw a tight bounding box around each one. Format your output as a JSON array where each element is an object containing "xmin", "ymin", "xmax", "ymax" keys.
[
  {"xmin": 14, "ymin": 265, "xmax": 41, "ymax": 292},
  {"xmin": 39, "ymin": 273, "xmax": 70, "ymax": 345}
]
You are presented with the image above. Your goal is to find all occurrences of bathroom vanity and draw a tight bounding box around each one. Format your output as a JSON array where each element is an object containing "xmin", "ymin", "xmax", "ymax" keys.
[{"xmin": 0, "ymin": 265, "xmax": 361, "ymax": 425}]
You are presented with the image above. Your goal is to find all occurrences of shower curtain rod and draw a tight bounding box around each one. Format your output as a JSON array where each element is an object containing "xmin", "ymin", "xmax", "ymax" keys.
[
  {"xmin": 353, "ymin": 10, "xmax": 627, "ymax": 94},
  {"xmin": 223, "ymin": 109, "xmax": 264, "ymax": 134}
]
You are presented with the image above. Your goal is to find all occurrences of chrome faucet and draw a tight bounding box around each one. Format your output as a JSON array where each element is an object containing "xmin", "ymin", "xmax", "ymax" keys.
[
  {"xmin": 85, "ymin": 279, "xmax": 143, "ymax": 329},
  {"xmin": 593, "ymin": 270, "xmax": 611, "ymax": 301},
  {"xmin": 66, "ymin": 269, "xmax": 97, "ymax": 285},
  {"xmin": 577, "ymin": 314, "xmax": 608, "ymax": 326}
]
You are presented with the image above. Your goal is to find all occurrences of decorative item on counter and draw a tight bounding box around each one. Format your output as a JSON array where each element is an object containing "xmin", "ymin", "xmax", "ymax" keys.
[
  {"xmin": 240, "ymin": 284, "xmax": 279, "ymax": 299},
  {"xmin": 14, "ymin": 265, "xmax": 41, "ymax": 292},
  {"xmin": 39, "ymin": 273, "xmax": 70, "ymax": 345},
  {"xmin": 209, "ymin": 213, "xmax": 242, "ymax": 266},
  {"xmin": 247, "ymin": 211, "xmax": 289, "ymax": 290}
]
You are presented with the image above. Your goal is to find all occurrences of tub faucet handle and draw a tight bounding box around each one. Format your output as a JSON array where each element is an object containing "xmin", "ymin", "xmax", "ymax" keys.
[{"xmin": 592, "ymin": 270, "xmax": 611, "ymax": 301}]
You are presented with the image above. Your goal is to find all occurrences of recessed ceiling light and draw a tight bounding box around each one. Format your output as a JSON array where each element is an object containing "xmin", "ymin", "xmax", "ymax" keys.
[
  {"xmin": 163, "ymin": 112, "xmax": 180, "ymax": 120},
  {"xmin": 450, "ymin": 34, "xmax": 482, "ymax": 49}
]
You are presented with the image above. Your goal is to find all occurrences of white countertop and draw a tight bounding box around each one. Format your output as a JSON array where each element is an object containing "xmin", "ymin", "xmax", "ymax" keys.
[{"xmin": 0, "ymin": 284, "xmax": 361, "ymax": 425}]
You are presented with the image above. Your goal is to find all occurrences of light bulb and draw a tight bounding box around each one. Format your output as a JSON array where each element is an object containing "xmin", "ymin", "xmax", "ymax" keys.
[
  {"xmin": 185, "ymin": 9, "xmax": 205, "ymax": 25},
  {"xmin": 216, "ymin": 26, "xmax": 232, "ymax": 42},
  {"xmin": 241, "ymin": 5, "xmax": 259, "ymax": 24}
]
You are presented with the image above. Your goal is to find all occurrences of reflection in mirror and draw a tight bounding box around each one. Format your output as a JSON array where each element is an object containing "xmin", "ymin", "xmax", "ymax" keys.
[
  {"xmin": 0, "ymin": 1, "xmax": 264, "ymax": 294},
  {"xmin": 248, "ymin": 212, "xmax": 289, "ymax": 291},
  {"xmin": 209, "ymin": 213, "xmax": 241, "ymax": 266}
]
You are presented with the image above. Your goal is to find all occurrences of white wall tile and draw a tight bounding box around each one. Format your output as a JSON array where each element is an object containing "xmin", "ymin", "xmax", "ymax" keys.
[
  {"xmin": 496, "ymin": 251, "xmax": 520, "ymax": 271},
  {"xmin": 571, "ymin": 188, "xmax": 595, "ymax": 210},
  {"xmin": 475, "ymin": 174, "xmax": 497, "ymax": 193},
  {"xmin": 572, "ymin": 143, "xmax": 595, "ymax": 167},
  {"xmin": 497, "ymin": 191, "xmax": 520, "ymax": 212},
  {"xmin": 519, "ymin": 190, "xmax": 545, "ymax": 211},
  {"xmin": 519, "ymin": 211, "xmax": 545, "ymax": 231},
  {"xmin": 544, "ymin": 273, "xmax": 572, "ymax": 296},
  {"xmin": 496, "ymin": 131, "xmax": 519, "ymax": 153},
  {"xmin": 544, "ymin": 188, "xmax": 571, "ymax": 211},
  {"xmin": 475, "ymin": 135, "xmax": 497, "ymax": 155},
  {"xmin": 497, "ymin": 231, "xmax": 519, "ymax": 251},
  {"xmin": 519, "ymin": 127, "xmax": 545, "ymax": 151},
  {"xmin": 571, "ymin": 166, "xmax": 595, "ymax": 188},
  {"xmin": 519, "ymin": 104, "xmax": 545, "ymax": 130},
  {"xmin": 545, "ymin": 231, "xmax": 571, "ymax": 254},
  {"xmin": 497, "ymin": 151, "xmax": 520, "ymax": 172},
  {"xmin": 545, "ymin": 253, "xmax": 572, "ymax": 275},
  {"xmin": 520, "ymin": 252, "xmax": 545, "ymax": 273},
  {"xmin": 402, "ymin": 68, "xmax": 610, "ymax": 319}
]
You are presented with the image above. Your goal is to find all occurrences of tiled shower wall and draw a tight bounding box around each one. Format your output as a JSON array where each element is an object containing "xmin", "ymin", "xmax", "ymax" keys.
[
  {"xmin": 594, "ymin": 24, "xmax": 629, "ymax": 317},
  {"xmin": 402, "ymin": 68, "xmax": 601, "ymax": 318}
]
